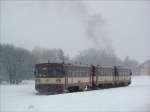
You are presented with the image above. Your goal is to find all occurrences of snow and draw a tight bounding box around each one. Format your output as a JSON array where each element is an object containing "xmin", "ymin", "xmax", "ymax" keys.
[{"xmin": 1, "ymin": 76, "xmax": 150, "ymax": 112}]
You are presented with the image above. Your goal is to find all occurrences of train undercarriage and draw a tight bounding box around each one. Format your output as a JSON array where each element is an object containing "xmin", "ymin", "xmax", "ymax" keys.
[{"xmin": 36, "ymin": 81, "xmax": 131, "ymax": 95}]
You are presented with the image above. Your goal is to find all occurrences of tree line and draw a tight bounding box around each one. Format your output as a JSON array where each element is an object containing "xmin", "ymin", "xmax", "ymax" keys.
[
  {"xmin": 73, "ymin": 48, "xmax": 139, "ymax": 75},
  {"xmin": 0, "ymin": 44, "xmax": 67, "ymax": 84},
  {"xmin": 0, "ymin": 44, "xmax": 139, "ymax": 84}
]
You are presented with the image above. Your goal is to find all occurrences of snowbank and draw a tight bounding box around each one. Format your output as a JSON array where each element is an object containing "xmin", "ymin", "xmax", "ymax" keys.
[{"xmin": 1, "ymin": 76, "xmax": 150, "ymax": 112}]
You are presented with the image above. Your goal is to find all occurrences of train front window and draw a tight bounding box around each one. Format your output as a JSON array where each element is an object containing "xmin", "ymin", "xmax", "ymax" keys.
[
  {"xmin": 37, "ymin": 67, "xmax": 48, "ymax": 76},
  {"xmin": 48, "ymin": 67, "xmax": 63, "ymax": 76},
  {"xmin": 37, "ymin": 67, "xmax": 63, "ymax": 77}
]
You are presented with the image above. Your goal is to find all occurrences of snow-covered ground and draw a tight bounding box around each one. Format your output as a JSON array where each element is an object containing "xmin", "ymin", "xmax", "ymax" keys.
[{"xmin": 1, "ymin": 76, "xmax": 150, "ymax": 112}]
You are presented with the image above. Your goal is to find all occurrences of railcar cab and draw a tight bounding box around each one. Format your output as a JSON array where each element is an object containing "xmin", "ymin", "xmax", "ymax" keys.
[
  {"xmin": 34, "ymin": 63, "xmax": 65, "ymax": 93},
  {"xmin": 34, "ymin": 63, "xmax": 64, "ymax": 77}
]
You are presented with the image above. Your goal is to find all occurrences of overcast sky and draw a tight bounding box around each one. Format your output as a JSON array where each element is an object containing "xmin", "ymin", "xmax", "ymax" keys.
[{"xmin": 0, "ymin": 1, "xmax": 150, "ymax": 63}]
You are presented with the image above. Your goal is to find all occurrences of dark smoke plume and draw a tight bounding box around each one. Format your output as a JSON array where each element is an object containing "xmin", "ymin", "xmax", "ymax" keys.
[
  {"xmin": 57, "ymin": 1, "xmax": 114, "ymax": 54},
  {"xmin": 62, "ymin": 1, "xmax": 114, "ymax": 54},
  {"xmin": 84, "ymin": 13, "xmax": 113, "ymax": 54}
]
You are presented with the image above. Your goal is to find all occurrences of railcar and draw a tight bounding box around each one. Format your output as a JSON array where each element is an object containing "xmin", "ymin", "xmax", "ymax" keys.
[{"xmin": 34, "ymin": 63, "xmax": 132, "ymax": 94}]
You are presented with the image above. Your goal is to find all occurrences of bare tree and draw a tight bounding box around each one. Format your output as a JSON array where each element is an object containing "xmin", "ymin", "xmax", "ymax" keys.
[{"xmin": 1, "ymin": 44, "xmax": 37, "ymax": 84}]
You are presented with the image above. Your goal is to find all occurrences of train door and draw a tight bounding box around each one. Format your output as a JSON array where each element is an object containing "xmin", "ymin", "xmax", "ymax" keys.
[
  {"xmin": 64, "ymin": 67, "xmax": 68, "ymax": 91},
  {"xmin": 65, "ymin": 74, "xmax": 68, "ymax": 90},
  {"xmin": 91, "ymin": 65, "xmax": 96, "ymax": 88},
  {"xmin": 95, "ymin": 67, "xmax": 98, "ymax": 86},
  {"xmin": 89, "ymin": 69, "xmax": 92, "ymax": 88},
  {"xmin": 114, "ymin": 66, "xmax": 119, "ymax": 85}
]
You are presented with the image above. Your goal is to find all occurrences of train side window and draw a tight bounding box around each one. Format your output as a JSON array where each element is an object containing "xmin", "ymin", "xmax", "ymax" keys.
[
  {"xmin": 73, "ymin": 71, "xmax": 75, "ymax": 77},
  {"xmin": 75, "ymin": 71, "xmax": 77, "ymax": 77},
  {"xmin": 72, "ymin": 71, "xmax": 74, "ymax": 77},
  {"xmin": 106, "ymin": 70, "xmax": 109, "ymax": 76},
  {"xmin": 81, "ymin": 71, "xmax": 84, "ymax": 77},
  {"xmin": 77, "ymin": 71, "xmax": 79, "ymax": 77},
  {"xmin": 102, "ymin": 70, "xmax": 104, "ymax": 75},
  {"xmin": 83, "ymin": 71, "xmax": 85, "ymax": 77},
  {"xmin": 80, "ymin": 71, "xmax": 82, "ymax": 77},
  {"xmin": 80, "ymin": 72, "xmax": 81, "ymax": 77},
  {"xmin": 68, "ymin": 71, "xmax": 70, "ymax": 76},
  {"xmin": 70, "ymin": 71, "xmax": 72, "ymax": 77},
  {"xmin": 84, "ymin": 71, "xmax": 86, "ymax": 76},
  {"xmin": 81, "ymin": 71, "xmax": 83, "ymax": 77},
  {"xmin": 76, "ymin": 71, "xmax": 80, "ymax": 77},
  {"xmin": 76, "ymin": 71, "xmax": 78, "ymax": 77},
  {"xmin": 74, "ymin": 71, "xmax": 76, "ymax": 77},
  {"xmin": 82, "ymin": 71, "xmax": 84, "ymax": 77},
  {"xmin": 78, "ymin": 71, "xmax": 80, "ymax": 77},
  {"xmin": 80, "ymin": 71, "xmax": 81, "ymax": 77},
  {"xmin": 86, "ymin": 71, "xmax": 88, "ymax": 77}
]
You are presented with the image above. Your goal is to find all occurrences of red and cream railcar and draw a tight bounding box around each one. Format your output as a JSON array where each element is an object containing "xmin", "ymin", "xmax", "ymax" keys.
[
  {"xmin": 34, "ymin": 63, "xmax": 131, "ymax": 94},
  {"xmin": 64, "ymin": 64, "xmax": 91, "ymax": 92},
  {"xmin": 94, "ymin": 66, "xmax": 131, "ymax": 88},
  {"xmin": 95, "ymin": 66, "xmax": 115, "ymax": 88},
  {"xmin": 35, "ymin": 63, "xmax": 92, "ymax": 93}
]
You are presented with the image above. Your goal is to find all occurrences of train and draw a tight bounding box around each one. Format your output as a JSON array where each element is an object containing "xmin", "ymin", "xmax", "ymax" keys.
[{"xmin": 34, "ymin": 63, "xmax": 132, "ymax": 94}]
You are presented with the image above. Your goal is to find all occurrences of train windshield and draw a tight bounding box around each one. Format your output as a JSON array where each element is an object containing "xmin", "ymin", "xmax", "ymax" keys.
[{"xmin": 35, "ymin": 67, "xmax": 63, "ymax": 77}]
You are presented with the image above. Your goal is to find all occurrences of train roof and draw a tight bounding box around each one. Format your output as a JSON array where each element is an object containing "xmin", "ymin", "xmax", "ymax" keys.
[
  {"xmin": 64, "ymin": 64, "xmax": 91, "ymax": 68},
  {"xmin": 35, "ymin": 63, "xmax": 130, "ymax": 70},
  {"xmin": 35, "ymin": 63, "xmax": 63, "ymax": 67}
]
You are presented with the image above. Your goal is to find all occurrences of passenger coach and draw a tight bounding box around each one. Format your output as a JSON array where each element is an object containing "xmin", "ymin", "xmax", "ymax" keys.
[{"xmin": 34, "ymin": 63, "xmax": 132, "ymax": 94}]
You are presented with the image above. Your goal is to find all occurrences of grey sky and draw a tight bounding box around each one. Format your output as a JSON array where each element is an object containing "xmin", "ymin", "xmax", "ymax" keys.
[{"xmin": 0, "ymin": 1, "xmax": 150, "ymax": 63}]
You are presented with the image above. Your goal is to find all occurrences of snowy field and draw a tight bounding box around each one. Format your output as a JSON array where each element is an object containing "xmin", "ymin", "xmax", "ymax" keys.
[{"xmin": 1, "ymin": 76, "xmax": 150, "ymax": 112}]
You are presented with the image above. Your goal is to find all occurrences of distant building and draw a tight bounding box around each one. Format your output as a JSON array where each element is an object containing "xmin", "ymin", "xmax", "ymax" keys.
[{"xmin": 139, "ymin": 59, "xmax": 150, "ymax": 75}]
